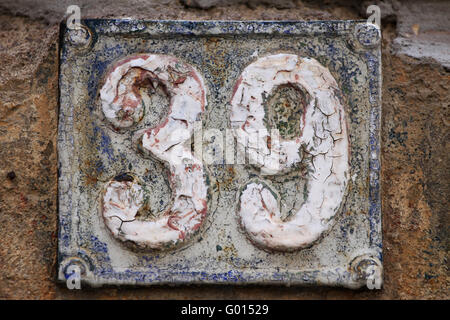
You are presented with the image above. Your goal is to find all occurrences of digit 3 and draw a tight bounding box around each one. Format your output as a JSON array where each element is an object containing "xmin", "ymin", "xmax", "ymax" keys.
[
  {"xmin": 100, "ymin": 54, "xmax": 208, "ymax": 250},
  {"xmin": 230, "ymin": 54, "xmax": 350, "ymax": 251}
]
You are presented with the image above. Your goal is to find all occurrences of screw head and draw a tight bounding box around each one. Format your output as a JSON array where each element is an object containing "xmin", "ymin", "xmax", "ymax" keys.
[
  {"xmin": 67, "ymin": 25, "xmax": 91, "ymax": 47},
  {"xmin": 355, "ymin": 23, "xmax": 381, "ymax": 48},
  {"xmin": 63, "ymin": 258, "xmax": 87, "ymax": 278},
  {"xmin": 354, "ymin": 258, "xmax": 378, "ymax": 280}
]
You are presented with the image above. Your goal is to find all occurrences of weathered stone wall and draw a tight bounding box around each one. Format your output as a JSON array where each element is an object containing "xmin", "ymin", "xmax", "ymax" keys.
[{"xmin": 0, "ymin": 0, "xmax": 448, "ymax": 299}]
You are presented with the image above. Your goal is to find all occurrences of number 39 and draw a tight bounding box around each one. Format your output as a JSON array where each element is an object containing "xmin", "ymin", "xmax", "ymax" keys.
[{"xmin": 99, "ymin": 53, "xmax": 349, "ymax": 252}]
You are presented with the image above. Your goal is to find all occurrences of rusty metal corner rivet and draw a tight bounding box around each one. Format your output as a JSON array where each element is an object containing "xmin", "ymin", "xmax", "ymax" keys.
[
  {"xmin": 61, "ymin": 257, "xmax": 88, "ymax": 278},
  {"xmin": 350, "ymin": 255, "xmax": 383, "ymax": 289},
  {"xmin": 355, "ymin": 23, "xmax": 381, "ymax": 48},
  {"xmin": 67, "ymin": 24, "xmax": 92, "ymax": 48}
]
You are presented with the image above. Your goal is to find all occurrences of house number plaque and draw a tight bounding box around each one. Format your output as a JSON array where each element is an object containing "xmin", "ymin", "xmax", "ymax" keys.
[{"xmin": 58, "ymin": 20, "xmax": 382, "ymax": 288}]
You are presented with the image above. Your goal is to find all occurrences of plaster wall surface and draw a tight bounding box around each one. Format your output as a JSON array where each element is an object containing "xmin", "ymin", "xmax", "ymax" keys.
[{"xmin": 0, "ymin": 0, "xmax": 448, "ymax": 299}]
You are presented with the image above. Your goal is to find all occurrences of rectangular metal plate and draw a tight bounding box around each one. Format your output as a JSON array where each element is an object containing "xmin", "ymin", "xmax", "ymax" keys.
[{"xmin": 58, "ymin": 20, "xmax": 382, "ymax": 288}]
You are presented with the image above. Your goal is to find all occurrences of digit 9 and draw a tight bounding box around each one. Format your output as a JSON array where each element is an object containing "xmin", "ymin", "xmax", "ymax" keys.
[{"xmin": 230, "ymin": 54, "xmax": 350, "ymax": 251}]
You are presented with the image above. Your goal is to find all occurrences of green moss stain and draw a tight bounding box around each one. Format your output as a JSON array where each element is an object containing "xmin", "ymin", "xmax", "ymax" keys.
[{"xmin": 265, "ymin": 84, "xmax": 308, "ymax": 140}]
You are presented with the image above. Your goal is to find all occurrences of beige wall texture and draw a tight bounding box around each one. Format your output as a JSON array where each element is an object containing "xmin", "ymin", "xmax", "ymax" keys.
[{"xmin": 0, "ymin": 0, "xmax": 448, "ymax": 299}]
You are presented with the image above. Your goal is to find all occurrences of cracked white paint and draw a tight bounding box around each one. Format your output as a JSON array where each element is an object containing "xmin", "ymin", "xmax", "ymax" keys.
[
  {"xmin": 101, "ymin": 54, "xmax": 207, "ymax": 249},
  {"xmin": 231, "ymin": 54, "xmax": 350, "ymax": 251}
]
